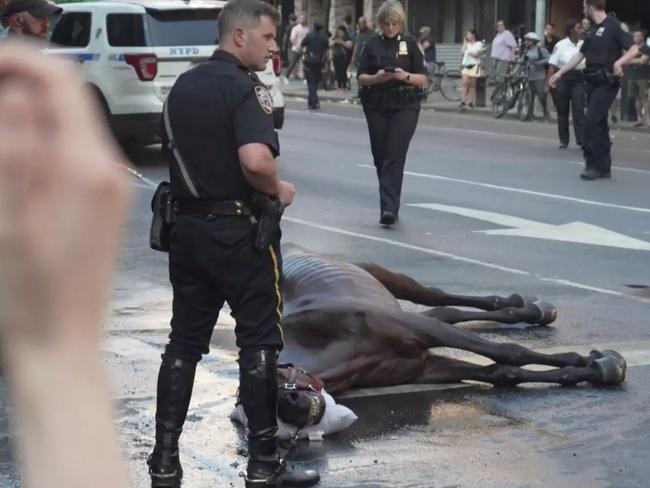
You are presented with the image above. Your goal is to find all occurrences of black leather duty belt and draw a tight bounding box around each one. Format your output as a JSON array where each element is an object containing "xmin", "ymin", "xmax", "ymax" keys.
[{"xmin": 176, "ymin": 199, "xmax": 252, "ymax": 217}]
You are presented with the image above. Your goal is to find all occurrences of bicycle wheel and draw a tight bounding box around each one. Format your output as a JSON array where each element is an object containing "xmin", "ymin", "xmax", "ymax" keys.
[
  {"xmin": 517, "ymin": 86, "xmax": 533, "ymax": 121},
  {"xmin": 491, "ymin": 82, "xmax": 509, "ymax": 118},
  {"xmin": 439, "ymin": 70, "xmax": 462, "ymax": 102}
]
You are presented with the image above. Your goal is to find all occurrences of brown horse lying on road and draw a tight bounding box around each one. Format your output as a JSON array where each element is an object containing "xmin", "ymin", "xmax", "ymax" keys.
[{"xmin": 278, "ymin": 244, "xmax": 626, "ymax": 394}]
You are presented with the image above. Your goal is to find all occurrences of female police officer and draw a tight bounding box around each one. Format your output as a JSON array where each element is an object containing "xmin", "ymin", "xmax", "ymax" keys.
[{"xmin": 357, "ymin": 0, "xmax": 427, "ymax": 226}]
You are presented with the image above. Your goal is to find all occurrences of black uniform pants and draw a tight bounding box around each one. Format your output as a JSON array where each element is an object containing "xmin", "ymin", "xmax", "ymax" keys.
[
  {"xmin": 583, "ymin": 82, "xmax": 619, "ymax": 172},
  {"xmin": 554, "ymin": 77, "xmax": 585, "ymax": 147},
  {"xmin": 304, "ymin": 62, "xmax": 323, "ymax": 108},
  {"xmin": 166, "ymin": 215, "xmax": 284, "ymax": 364},
  {"xmin": 363, "ymin": 106, "xmax": 419, "ymax": 215}
]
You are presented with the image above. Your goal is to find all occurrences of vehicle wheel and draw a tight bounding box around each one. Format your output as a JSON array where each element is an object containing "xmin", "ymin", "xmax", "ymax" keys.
[
  {"xmin": 517, "ymin": 87, "xmax": 533, "ymax": 121},
  {"xmin": 440, "ymin": 70, "xmax": 462, "ymax": 102}
]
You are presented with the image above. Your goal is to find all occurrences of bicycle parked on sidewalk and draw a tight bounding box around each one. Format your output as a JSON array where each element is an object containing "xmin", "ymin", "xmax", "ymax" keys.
[
  {"xmin": 427, "ymin": 61, "xmax": 462, "ymax": 102},
  {"xmin": 490, "ymin": 61, "xmax": 532, "ymax": 120}
]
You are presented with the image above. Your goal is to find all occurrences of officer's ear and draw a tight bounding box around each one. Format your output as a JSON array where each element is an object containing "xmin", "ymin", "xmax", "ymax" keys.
[{"xmin": 232, "ymin": 26, "xmax": 247, "ymax": 48}]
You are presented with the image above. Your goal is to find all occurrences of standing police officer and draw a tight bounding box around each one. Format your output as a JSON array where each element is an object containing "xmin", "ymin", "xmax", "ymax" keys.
[
  {"xmin": 550, "ymin": 0, "xmax": 640, "ymax": 181},
  {"xmin": 147, "ymin": 1, "xmax": 319, "ymax": 487},
  {"xmin": 357, "ymin": 0, "xmax": 427, "ymax": 226}
]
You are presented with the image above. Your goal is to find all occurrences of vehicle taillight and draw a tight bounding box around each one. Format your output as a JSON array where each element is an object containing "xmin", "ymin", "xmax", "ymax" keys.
[
  {"xmin": 124, "ymin": 54, "xmax": 158, "ymax": 81},
  {"xmin": 272, "ymin": 54, "xmax": 281, "ymax": 76}
]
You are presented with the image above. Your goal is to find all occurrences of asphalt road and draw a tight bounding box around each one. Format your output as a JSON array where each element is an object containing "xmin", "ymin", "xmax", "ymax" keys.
[{"xmin": 2, "ymin": 101, "xmax": 650, "ymax": 488}]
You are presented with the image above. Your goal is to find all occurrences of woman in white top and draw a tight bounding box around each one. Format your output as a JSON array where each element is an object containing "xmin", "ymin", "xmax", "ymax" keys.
[
  {"xmin": 460, "ymin": 29, "xmax": 484, "ymax": 110},
  {"xmin": 548, "ymin": 18, "xmax": 586, "ymax": 148}
]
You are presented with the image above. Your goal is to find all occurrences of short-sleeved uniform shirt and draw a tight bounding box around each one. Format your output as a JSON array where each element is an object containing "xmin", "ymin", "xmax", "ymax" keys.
[
  {"xmin": 164, "ymin": 51, "xmax": 278, "ymax": 202},
  {"xmin": 301, "ymin": 31, "xmax": 329, "ymax": 65},
  {"xmin": 580, "ymin": 16, "xmax": 633, "ymax": 72},
  {"xmin": 357, "ymin": 33, "xmax": 426, "ymax": 110}
]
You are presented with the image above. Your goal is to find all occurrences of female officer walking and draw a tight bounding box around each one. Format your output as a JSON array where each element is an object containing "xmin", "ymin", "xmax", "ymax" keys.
[{"xmin": 357, "ymin": 0, "xmax": 427, "ymax": 227}]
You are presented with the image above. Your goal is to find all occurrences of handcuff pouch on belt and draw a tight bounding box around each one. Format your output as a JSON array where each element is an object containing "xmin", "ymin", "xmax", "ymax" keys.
[
  {"xmin": 150, "ymin": 181, "xmax": 177, "ymax": 253},
  {"xmin": 583, "ymin": 69, "xmax": 619, "ymax": 87},
  {"xmin": 250, "ymin": 192, "xmax": 285, "ymax": 251}
]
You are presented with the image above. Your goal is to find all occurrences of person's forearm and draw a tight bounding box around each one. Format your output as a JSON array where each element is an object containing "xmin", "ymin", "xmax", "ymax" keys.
[
  {"xmin": 358, "ymin": 73, "xmax": 381, "ymax": 86},
  {"xmin": 615, "ymin": 45, "xmax": 640, "ymax": 67},
  {"xmin": 241, "ymin": 159, "xmax": 281, "ymax": 196},
  {"xmin": 4, "ymin": 342, "xmax": 130, "ymax": 488},
  {"xmin": 405, "ymin": 73, "xmax": 427, "ymax": 88},
  {"xmin": 556, "ymin": 53, "xmax": 584, "ymax": 77}
]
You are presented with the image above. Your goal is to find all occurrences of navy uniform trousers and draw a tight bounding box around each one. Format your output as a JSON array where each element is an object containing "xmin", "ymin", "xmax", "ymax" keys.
[
  {"xmin": 583, "ymin": 81, "xmax": 619, "ymax": 173},
  {"xmin": 363, "ymin": 107, "xmax": 419, "ymax": 215}
]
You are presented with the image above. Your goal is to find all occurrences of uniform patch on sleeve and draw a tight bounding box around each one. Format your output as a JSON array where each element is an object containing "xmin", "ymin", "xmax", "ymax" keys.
[{"xmin": 254, "ymin": 85, "xmax": 274, "ymax": 115}]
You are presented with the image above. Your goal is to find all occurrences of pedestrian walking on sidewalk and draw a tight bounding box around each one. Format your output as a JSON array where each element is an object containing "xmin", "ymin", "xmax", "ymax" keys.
[
  {"xmin": 331, "ymin": 25, "xmax": 353, "ymax": 90},
  {"xmin": 623, "ymin": 31, "xmax": 650, "ymax": 128},
  {"xmin": 357, "ymin": 0, "xmax": 427, "ymax": 227},
  {"xmin": 550, "ymin": 0, "xmax": 645, "ymax": 181},
  {"xmin": 285, "ymin": 13, "xmax": 308, "ymax": 81},
  {"xmin": 302, "ymin": 21, "xmax": 328, "ymax": 109},
  {"xmin": 548, "ymin": 18, "xmax": 586, "ymax": 148}
]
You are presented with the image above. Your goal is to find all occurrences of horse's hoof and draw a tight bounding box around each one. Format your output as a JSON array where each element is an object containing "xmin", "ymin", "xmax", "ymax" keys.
[
  {"xmin": 589, "ymin": 349, "xmax": 627, "ymax": 385},
  {"xmin": 530, "ymin": 301, "xmax": 557, "ymax": 325}
]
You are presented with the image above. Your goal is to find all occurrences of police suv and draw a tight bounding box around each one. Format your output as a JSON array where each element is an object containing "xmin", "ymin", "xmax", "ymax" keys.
[{"xmin": 46, "ymin": 0, "xmax": 285, "ymax": 146}]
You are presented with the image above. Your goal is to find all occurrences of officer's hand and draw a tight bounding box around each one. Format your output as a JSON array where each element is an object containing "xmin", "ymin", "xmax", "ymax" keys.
[
  {"xmin": 0, "ymin": 42, "xmax": 132, "ymax": 350},
  {"xmin": 613, "ymin": 63, "xmax": 624, "ymax": 77},
  {"xmin": 278, "ymin": 180, "xmax": 296, "ymax": 206},
  {"xmin": 549, "ymin": 72, "xmax": 560, "ymax": 89},
  {"xmin": 375, "ymin": 69, "xmax": 396, "ymax": 82},
  {"xmin": 393, "ymin": 68, "xmax": 409, "ymax": 81}
]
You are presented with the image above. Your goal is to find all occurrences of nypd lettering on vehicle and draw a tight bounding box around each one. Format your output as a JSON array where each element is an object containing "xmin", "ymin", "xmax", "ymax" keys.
[{"xmin": 169, "ymin": 47, "xmax": 201, "ymax": 56}]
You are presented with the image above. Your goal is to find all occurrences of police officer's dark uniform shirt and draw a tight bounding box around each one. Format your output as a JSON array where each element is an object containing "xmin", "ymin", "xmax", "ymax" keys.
[
  {"xmin": 165, "ymin": 50, "xmax": 278, "ymax": 202},
  {"xmin": 580, "ymin": 16, "xmax": 633, "ymax": 72},
  {"xmin": 301, "ymin": 31, "xmax": 328, "ymax": 65},
  {"xmin": 357, "ymin": 33, "xmax": 426, "ymax": 111}
]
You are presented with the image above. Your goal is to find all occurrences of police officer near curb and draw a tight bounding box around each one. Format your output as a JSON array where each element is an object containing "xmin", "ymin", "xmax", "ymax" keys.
[
  {"xmin": 147, "ymin": 1, "xmax": 320, "ymax": 487},
  {"xmin": 357, "ymin": 0, "xmax": 427, "ymax": 226},
  {"xmin": 549, "ymin": 0, "xmax": 642, "ymax": 181}
]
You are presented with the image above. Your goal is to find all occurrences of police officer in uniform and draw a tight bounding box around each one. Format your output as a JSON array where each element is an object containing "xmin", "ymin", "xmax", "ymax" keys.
[
  {"xmin": 550, "ymin": 0, "xmax": 641, "ymax": 181},
  {"xmin": 357, "ymin": 0, "xmax": 427, "ymax": 226},
  {"xmin": 147, "ymin": 1, "xmax": 320, "ymax": 487}
]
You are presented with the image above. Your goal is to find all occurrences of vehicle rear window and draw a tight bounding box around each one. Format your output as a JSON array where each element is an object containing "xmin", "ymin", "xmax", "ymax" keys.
[
  {"xmin": 107, "ymin": 14, "xmax": 146, "ymax": 47},
  {"xmin": 50, "ymin": 12, "xmax": 91, "ymax": 48},
  {"xmin": 145, "ymin": 9, "xmax": 220, "ymax": 47}
]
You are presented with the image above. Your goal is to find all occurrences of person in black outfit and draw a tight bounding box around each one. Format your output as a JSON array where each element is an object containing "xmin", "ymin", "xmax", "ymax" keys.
[
  {"xmin": 550, "ymin": 0, "xmax": 641, "ymax": 181},
  {"xmin": 147, "ymin": 1, "xmax": 320, "ymax": 487},
  {"xmin": 357, "ymin": 0, "xmax": 427, "ymax": 226},
  {"xmin": 331, "ymin": 25, "xmax": 353, "ymax": 89},
  {"xmin": 548, "ymin": 18, "xmax": 586, "ymax": 149},
  {"xmin": 301, "ymin": 21, "xmax": 328, "ymax": 109}
]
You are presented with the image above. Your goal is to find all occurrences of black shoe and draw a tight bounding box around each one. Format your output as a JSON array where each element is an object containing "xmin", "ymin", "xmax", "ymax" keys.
[
  {"xmin": 379, "ymin": 211, "xmax": 396, "ymax": 226},
  {"xmin": 559, "ymin": 143, "xmax": 568, "ymax": 149},
  {"xmin": 149, "ymin": 355, "xmax": 197, "ymax": 488},
  {"xmin": 246, "ymin": 457, "xmax": 320, "ymax": 488},
  {"xmin": 580, "ymin": 168, "xmax": 611, "ymax": 180}
]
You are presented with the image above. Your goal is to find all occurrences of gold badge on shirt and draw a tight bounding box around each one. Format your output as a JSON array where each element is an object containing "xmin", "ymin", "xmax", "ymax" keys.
[{"xmin": 398, "ymin": 41, "xmax": 408, "ymax": 55}]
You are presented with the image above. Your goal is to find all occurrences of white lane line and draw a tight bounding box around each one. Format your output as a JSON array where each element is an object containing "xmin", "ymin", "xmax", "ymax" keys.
[
  {"xmin": 358, "ymin": 164, "xmax": 650, "ymax": 214},
  {"xmin": 284, "ymin": 216, "xmax": 650, "ymax": 305}
]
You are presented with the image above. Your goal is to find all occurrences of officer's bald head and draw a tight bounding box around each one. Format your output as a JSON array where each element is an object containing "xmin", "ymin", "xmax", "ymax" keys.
[{"xmin": 218, "ymin": 0, "xmax": 280, "ymax": 40}]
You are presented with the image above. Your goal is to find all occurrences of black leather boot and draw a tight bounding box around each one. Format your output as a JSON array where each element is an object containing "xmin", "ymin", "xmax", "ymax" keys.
[
  {"xmin": 147, "ymin": 354, "xmax": 196, "ymax": 488},
  {"xmin": 240, "ymin": 349, "xmax": 320, "ymax": 488}
]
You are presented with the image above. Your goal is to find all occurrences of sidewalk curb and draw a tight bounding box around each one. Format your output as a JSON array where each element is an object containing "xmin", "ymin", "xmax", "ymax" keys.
[{"xmin": 283, "ymin": 92, "xmax": 650, "ymax": 134}]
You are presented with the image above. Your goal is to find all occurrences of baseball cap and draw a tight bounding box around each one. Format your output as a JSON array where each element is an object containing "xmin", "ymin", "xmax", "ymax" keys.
[
  {"xmin": 3, "ymin": 0, "xmax": 62, "ymax": 18},
  {"xmin": 523, "ymin": 32, "xmax": 540, "ymax": 42}
]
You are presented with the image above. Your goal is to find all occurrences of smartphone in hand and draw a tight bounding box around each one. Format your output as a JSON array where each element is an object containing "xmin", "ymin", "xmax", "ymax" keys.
[{"xmin": 384, "ymin": 67, "xmax": 397, "ymax": 73}]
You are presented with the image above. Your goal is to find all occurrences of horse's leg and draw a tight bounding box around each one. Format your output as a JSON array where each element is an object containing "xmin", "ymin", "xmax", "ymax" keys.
[
  {"xmin": 423, "ymin": 303, "xmax": 557, "ymax": 326},
  {"xmin": 397, "ymin": 310, "xmax": 602, "ymax": 369},
  {"xmin": 357, "ymin": 262, "xmax": 527, "ymax": 310},
  {"xmin": 414, "ymin": 354, "xmax": 624, "ymax": 387}
]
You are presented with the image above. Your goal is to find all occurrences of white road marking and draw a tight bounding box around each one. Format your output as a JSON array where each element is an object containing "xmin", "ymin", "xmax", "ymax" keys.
[
  {"xmin": 358, "ymin": 164, "xmax": 650, "ymax": 214},
  {"xmin": 284, "ymin": 216, "xmax": 650, "ymax": 305},
  {"xmin": 410, "ymin": 203, "xmax": 650, "ymax": 251}
]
